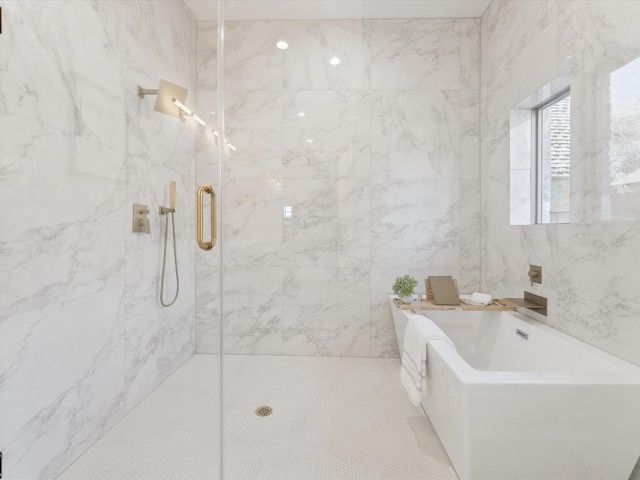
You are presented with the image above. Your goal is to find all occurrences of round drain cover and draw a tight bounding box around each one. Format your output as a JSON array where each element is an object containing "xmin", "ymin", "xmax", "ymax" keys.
[{"xmin": 255, "ymin": 406, "xmax": 272, "ymax": 417}]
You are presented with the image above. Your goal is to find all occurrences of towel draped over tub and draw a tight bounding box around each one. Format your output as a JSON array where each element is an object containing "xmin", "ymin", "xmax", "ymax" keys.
[{"xmin": 400, "ymin": 313, "xmax": 456, "ymax": 406}]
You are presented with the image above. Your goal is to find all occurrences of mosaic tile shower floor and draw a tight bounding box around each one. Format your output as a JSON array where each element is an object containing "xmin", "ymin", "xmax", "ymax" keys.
[{"xmin": 59, "ymin": 354, "xmax": 458, "ymax": 480}]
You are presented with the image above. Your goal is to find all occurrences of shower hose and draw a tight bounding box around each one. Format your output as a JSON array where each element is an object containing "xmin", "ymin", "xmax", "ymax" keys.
[{"xmin": 160, "ymin": 211, "xmax": 179, "ymax": 307}]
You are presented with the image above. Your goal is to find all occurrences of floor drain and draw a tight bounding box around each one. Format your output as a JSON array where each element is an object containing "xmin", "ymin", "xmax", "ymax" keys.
[{"xmin": 255, "ymin": 406, "xmax": 272, "ymax": 417}]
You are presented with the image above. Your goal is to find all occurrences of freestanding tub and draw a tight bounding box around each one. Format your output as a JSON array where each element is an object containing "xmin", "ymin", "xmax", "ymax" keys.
[{"xmin": 390, "ymin": 298, "xmax": 640, "ymax": 480}]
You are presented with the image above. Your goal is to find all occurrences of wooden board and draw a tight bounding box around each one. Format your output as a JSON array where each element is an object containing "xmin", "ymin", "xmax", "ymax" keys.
[
  {"xmin": 460, "ymin": 298, "xmax": 517, "ymax": 311},
  {"xmin": 393, "ymin": 297, "xmax": 457, "ymax": 311},
  {"xmin": 425, "ymin": 278, "xmax": 460, "ymax": 302},
  {"xmin": 427, "ymin": 276, "xmax": 461, "ymax": 305}
]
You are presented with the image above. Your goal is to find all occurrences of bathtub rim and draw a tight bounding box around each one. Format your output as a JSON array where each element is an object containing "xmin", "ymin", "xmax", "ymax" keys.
[{"xmin": 409, "ymin": 309, "xmax": 640, "ymax": 385}]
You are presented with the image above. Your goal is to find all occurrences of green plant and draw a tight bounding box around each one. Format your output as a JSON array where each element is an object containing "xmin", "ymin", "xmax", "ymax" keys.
[{"xmin": 392, "ymin": 275, "xmax": 418, "ymax": 297}]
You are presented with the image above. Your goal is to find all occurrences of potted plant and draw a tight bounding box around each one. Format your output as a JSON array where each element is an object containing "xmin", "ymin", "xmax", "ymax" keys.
[{"xmin": 392, "ymin": 275, "xmax": 419, "ymax": 304}]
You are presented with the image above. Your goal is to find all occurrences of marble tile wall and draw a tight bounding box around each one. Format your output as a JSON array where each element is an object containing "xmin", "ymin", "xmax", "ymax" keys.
[
  {"xmin": 195, "ymin": 18, "xmax": 481, "ymax": 357},
  {"xmin": 0, "ymin": 1, "xmax": 198, "ymax": 479},
  {"xmin": 481, "ymin": 0, "xmax": 640, "ymax": 368}
]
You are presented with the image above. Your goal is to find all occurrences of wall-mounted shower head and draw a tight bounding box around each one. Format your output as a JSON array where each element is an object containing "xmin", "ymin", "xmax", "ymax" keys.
[{"xmin": 137, "ymin": 79, "xmax": 188, "ymax": 118}]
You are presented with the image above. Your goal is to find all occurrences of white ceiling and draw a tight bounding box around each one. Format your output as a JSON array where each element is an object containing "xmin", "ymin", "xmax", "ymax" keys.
[{"xmin": 184, "ymin": 0, "xmax": 492, "ymax": 21}]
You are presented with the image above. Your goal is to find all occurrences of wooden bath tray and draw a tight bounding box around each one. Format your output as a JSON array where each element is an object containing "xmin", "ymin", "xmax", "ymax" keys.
[
  {"xmin": 460, "ymin": 298, "xmax": 517, "ymax": 311},
  {"xmin": 393, "ymin": 297, "xmax": 518, "ymax": 312},
  {"xmin": 393, "ymin": 297, "xmax": 457, "ymax": 311}
]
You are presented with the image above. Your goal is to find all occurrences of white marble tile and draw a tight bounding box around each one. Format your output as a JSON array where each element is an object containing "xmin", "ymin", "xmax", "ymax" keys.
[
  {"xmin": 282, "ymin": 179, "xmax": 340, "ymax": 268},
  {"xmin": 459, "ymin": 179, "xmax": 481, "ymax": 293},
  {"xmin": 283, "ymin": 20, "xmax": 370, "ymax": 90},
  {"xmin": 370, "ymin": 19, "xmax": 460, "ymax": 90},
  {"xmin": 225, "ymin": 21, "xmax": 283, "ymax": 91},
  {"xmin": 556, "ymin": 222, "xmax": 640, "ymax": 366},
  {"xmin": 195, "ymin": 124, "xmax": 221, "ymax": 181},
  {"xmin": 196, "ymin": 265, "xmax": 220, "ymax": 354},
  {"xmin": 371, "ymin": 90, "xmax": 459, "ymax": 180},
  {"xmin": 222, "ymin": 178, "xmax": 282, "ymax": 267},
  {"xmin": 1, "ymin": 2, "xmax": 199, "ymax": 479},
  {"xmin": 460, "ymin": 19, "xmax": 480, "ymax": 90},
  {"xmin": 336, "ymin": 180, "xmax": 371, "ymax": 270},
  {"xmin": 126, "ymin": 1, "xmax": 196, "ymax": 86},
  {"xmin": 196, "ymin": 21, "xmax": 218, "ymax": 91},
  {"xmin": 509, "ymin": 169, "xmax": 533, "ymax": 225},
  {"xmin": 0, "ymin": 1, "xmax": 127, "ymax": 151},
  {"xmin": 482, "ymin": 114, "xmax": 510, "ymax": 178},
  {"xmin": 482, "ymin": 0, "xmax": 556, "ymax": 108},
  {"xmin": 225, "ymin": 91, "xmax": 283, "ymax": 179},
  {"xmin": 0, "ymin": 112, "xmax": 127, "ymax": 317},
  {"xmin": 282, "ymin": 267, "xmax": 370, "ymax": 357},
  {"xmin": 0, "ymin": 287, "xmax": 126, "ymax": 480},
  {"xmin": 557, "ymin": 1, "xmax": 640, "ymax": 82},
  {"xmin": 509, "ymin": 108, "xmax": 534, "ymax": 170},
  {"xmin": 223, "ymin": 267, "xmax": 282, "ymax": 355},
  {"xmin": 370, "ymin": 179, "xmax": 460, "ymax": 269},
  {"xmin": 123, "ymin": 277, "xmax": 194, "ymax": 412},
  {"xmin": 283, "ymin": 90, "xmax": 371, "ymax": 180},
  {"xmin": 460, "ymin": 89, "xmax": 480, "ymax": 179}
]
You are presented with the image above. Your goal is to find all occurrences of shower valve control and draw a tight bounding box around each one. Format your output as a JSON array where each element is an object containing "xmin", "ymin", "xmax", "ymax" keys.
[
  {"xmin": 528, "ymin": 265, "xmax": 542, "ymax": 286},
  {"xmin": 132, "ymin": 203, "xmax": 151, "ymax": 234}
]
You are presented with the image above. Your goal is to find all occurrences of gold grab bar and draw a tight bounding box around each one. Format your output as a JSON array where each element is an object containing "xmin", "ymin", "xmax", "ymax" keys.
[{"xmin": 197, "ymin": 184, "xmax": 216, "ymax": 251}]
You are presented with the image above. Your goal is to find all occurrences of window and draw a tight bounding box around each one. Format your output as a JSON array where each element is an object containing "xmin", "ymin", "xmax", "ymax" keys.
[
  {"xmin": 535, "ymin": 91, "xmax": 570, "ymax": 224},
  {"xmin": 509, "ymin": 74, "xmax": 571, "ymax": 225}
]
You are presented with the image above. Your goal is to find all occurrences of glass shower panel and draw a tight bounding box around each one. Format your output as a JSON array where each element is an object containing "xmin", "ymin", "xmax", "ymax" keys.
[{"xmin": 219, "ymin": 1, "xmax": 375, "ymax": 477}]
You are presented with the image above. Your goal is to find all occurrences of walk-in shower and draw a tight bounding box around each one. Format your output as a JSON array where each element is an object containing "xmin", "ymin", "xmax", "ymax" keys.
[
  {"xmin": 4, "ymin": 0, "xmax": 484, "ymax": 477},
  {"xmin": 7, "ymin": 1, "xmax": 640, "ymax": 479}
]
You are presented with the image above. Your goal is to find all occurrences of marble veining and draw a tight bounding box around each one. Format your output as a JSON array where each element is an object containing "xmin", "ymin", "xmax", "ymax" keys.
[
  {"xmin": 371, "ymin": 90, "xmax": 460, "ymax": 180},
  {"xmin": 370, "ymin": 19, "xmax": 461, "ymax": 90},
  {"xmin": 481, "ymin": 0, "xmax": 640, "ymax": 371},
  {"xmin": 0, "ymin": 287, "xmax": 126, "ymax": 480},
  {"xmin": 194, "ymin": 16, "xmax": 481, "ymax": 362},
  {"xmin": 223, "ymin": 179, "xmax": 283, "ymax": 267},
  {"xmin": 283, "ymin": 20, "xmax": 371, "ymax": 91},
  {"xmin": 0, "ymin": 112, "xmax": 127, "ymax": 317},
  {"xmin": 225, "ymin": 91, "xmax": 283, "ymax": 179},
  {"xmin": 1, "ymin": 1, "xmax": 198, "ymax": 478},
  {"xmin": 283, "ymin": 90, "xmax": 371, "ymax": 180}
]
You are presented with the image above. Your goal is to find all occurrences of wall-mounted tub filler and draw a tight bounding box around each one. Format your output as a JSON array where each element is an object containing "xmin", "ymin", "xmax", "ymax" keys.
[
  {"xmin": 159, "ymin": 181, "xmax": 179, "ymax": 307},
  {"xmin": 505, "ymin": 291, "xmax": 547, "ymax": 317}
]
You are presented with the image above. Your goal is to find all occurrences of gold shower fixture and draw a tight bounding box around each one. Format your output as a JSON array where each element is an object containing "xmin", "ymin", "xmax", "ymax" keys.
[{"xmin": 137, "ymin": 79, "xmax": 206, "ymax": 126}]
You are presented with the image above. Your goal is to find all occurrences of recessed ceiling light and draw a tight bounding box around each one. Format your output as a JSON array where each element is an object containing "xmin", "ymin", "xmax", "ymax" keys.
[
  {"xmin": 329, "ymin": 56, "xmax": 341, "ymax": 66},
  {"xmin": 297, "ymin": 112, "xmax": 305, "ymax": 117},
  {"xmin": 276, "ymin": 40, "xmax": 289, "ymax": 50},
  {"xmin": 306, "ymin": 138, "xmax": 313, "ymax": 143}
]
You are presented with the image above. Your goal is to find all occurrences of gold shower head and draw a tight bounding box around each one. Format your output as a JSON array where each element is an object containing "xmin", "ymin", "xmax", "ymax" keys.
[{"xmin": 137, "ymin": 79, "xmax": 188, "ymax": 118}]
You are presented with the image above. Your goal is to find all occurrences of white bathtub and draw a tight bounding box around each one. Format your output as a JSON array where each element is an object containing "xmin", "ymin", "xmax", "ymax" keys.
[{"xmin": 390, "ymin": 298, "xmax": 640, "ymax": 480}]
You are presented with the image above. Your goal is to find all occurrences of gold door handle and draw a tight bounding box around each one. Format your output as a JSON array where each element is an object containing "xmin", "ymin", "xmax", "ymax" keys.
[{"xmin": 197, "ymin": 184, "xmax": 216, "ymax": 251}]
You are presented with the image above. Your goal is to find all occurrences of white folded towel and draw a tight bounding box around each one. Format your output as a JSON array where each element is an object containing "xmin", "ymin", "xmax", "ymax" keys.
[
  {"xmin": 466, "ymin": 291, "xmax": 493, "ymax": 306},
  {"xmin": 400, "ymin": 313, "xmax": 456, "ymax": 406}
]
